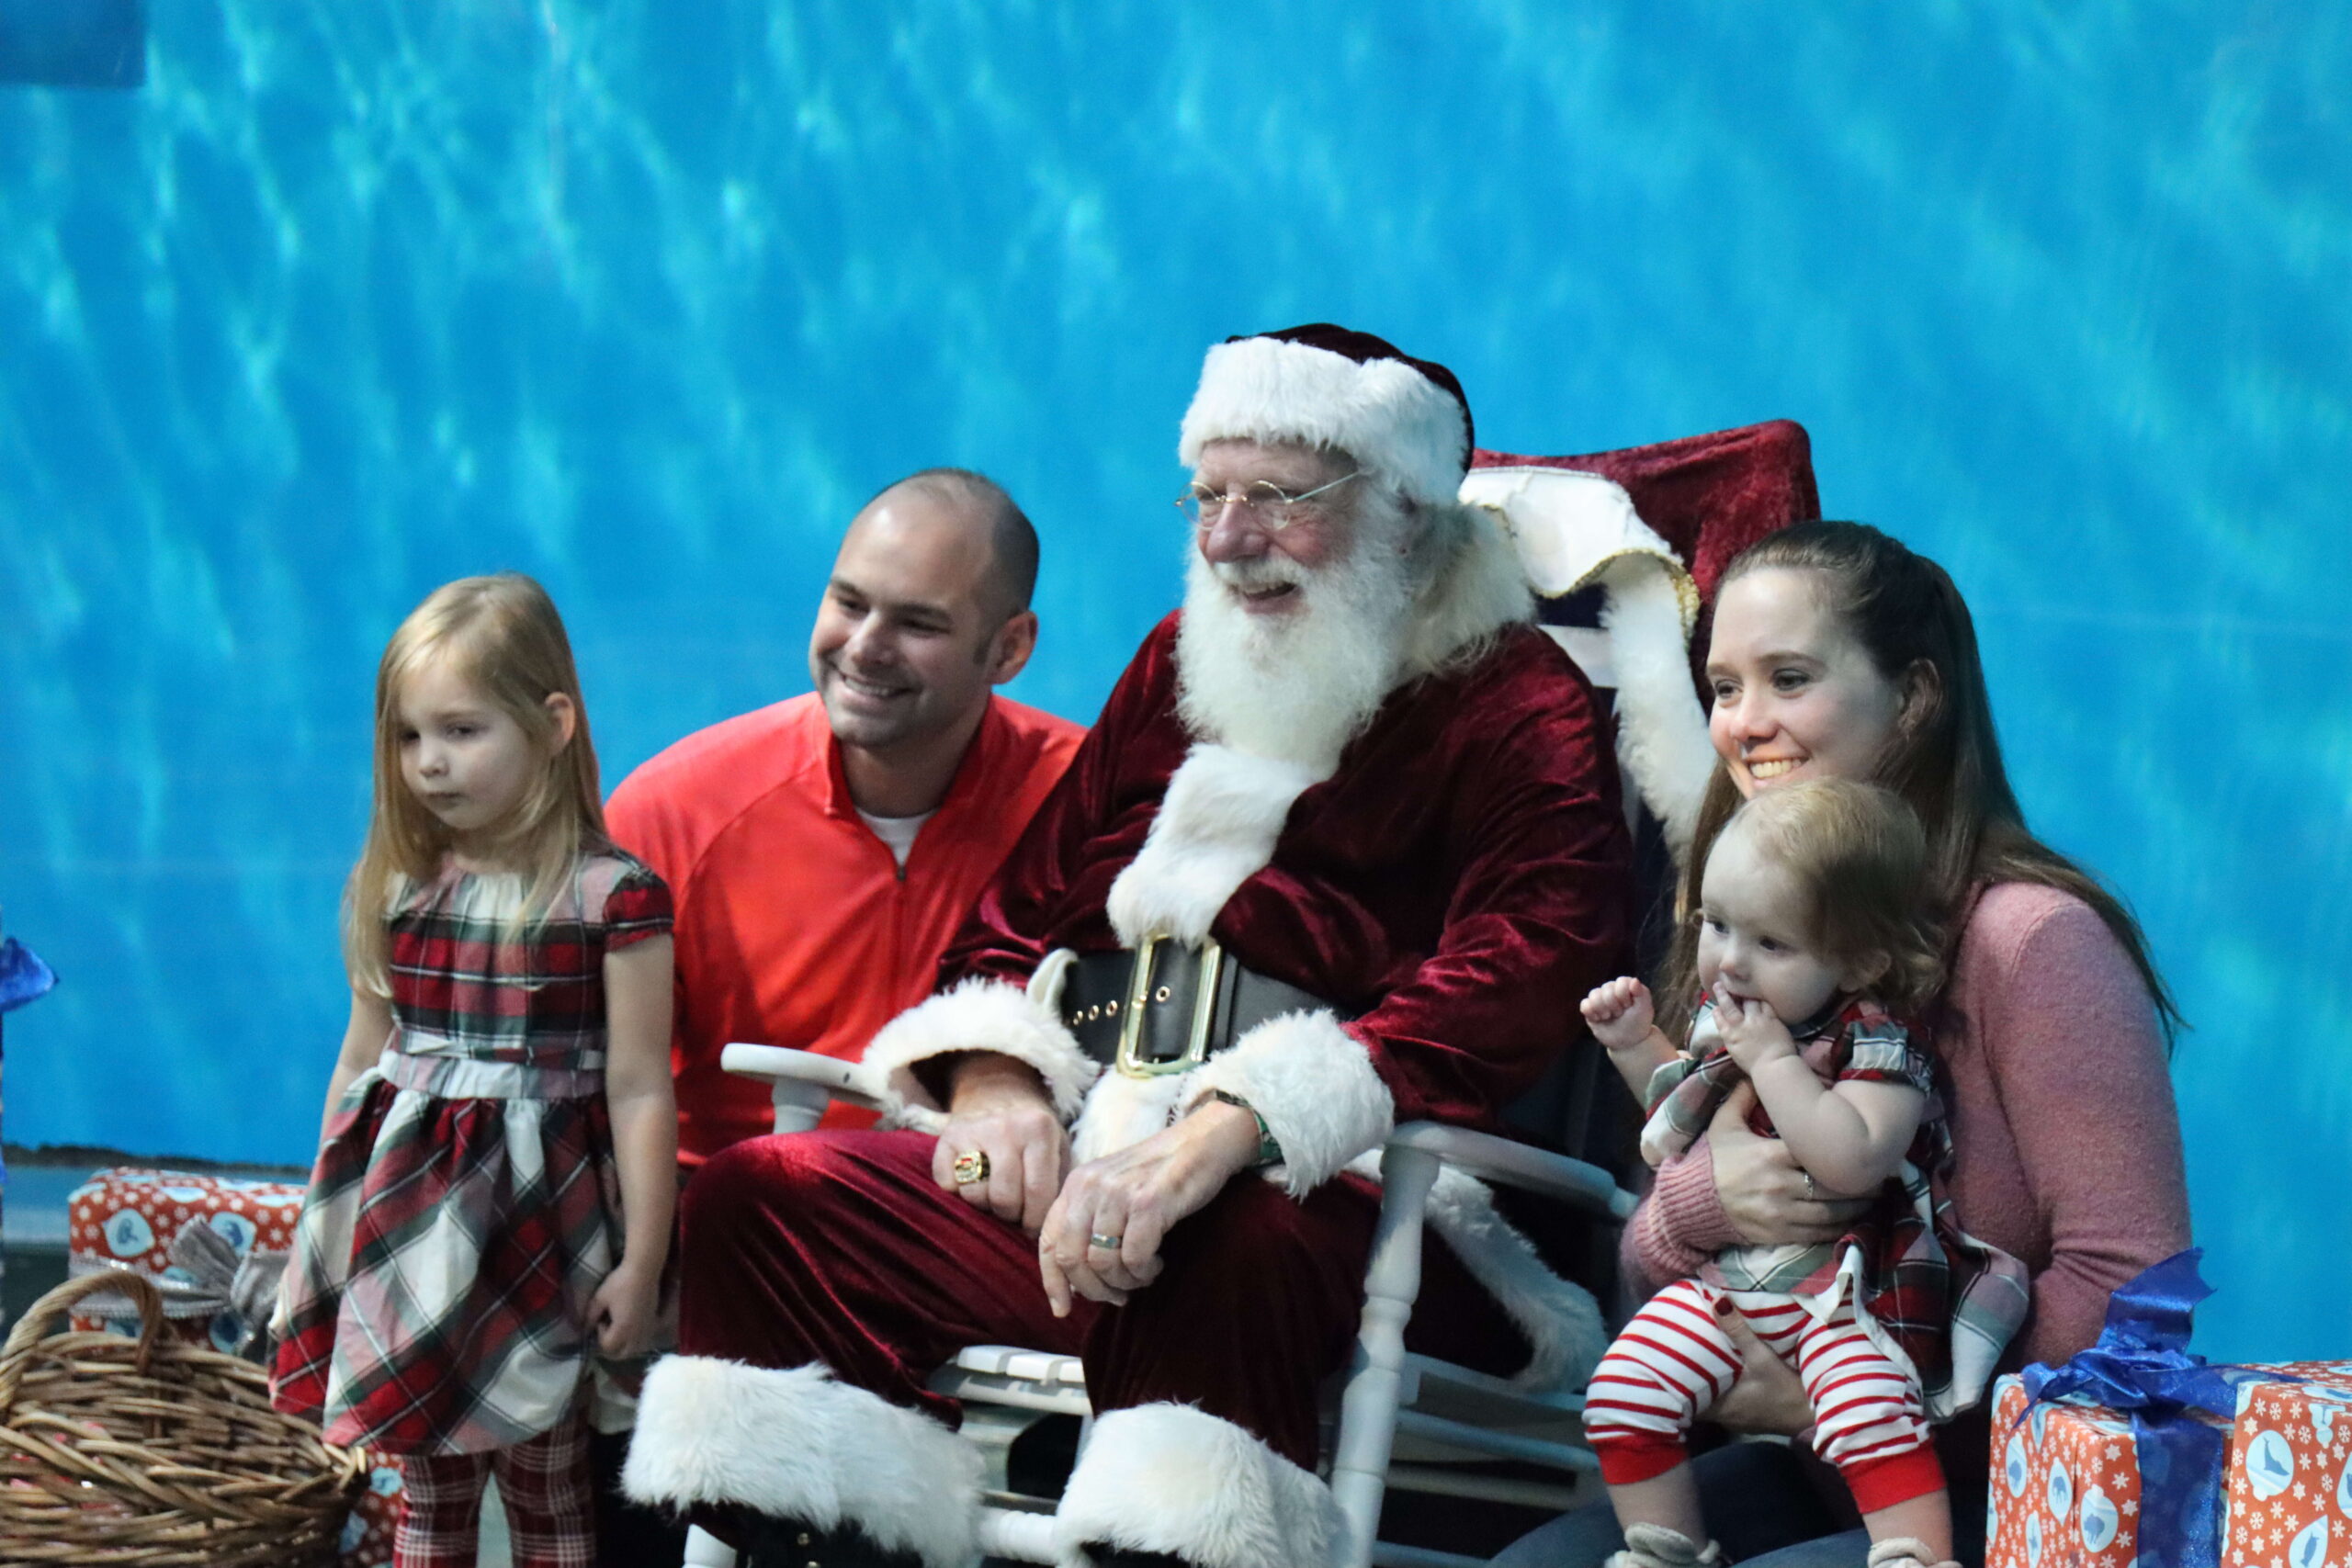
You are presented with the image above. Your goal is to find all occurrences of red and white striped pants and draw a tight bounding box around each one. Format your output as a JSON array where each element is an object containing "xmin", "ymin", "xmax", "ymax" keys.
[
  {"xmin": 1583, "ymin": 1278, "xmax": 1945, "ymax": 1514},
  {"xmin": 394, "ymin": 1405, "xmax": 595, "ymax": 1568}
]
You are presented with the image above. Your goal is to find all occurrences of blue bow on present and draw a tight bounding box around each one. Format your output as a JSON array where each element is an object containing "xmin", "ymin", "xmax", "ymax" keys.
[
  {"xmin": 0, "ymin": 937, "xmax": 56, "ymax": 1014},
  {"xmin": 2019, "ymin": 1248, "xmax": 2269, "ymax": 1568}
]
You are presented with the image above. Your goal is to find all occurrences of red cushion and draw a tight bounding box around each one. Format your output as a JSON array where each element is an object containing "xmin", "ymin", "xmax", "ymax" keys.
[{"xmin": 1474, "ymin": 418, "xmax": 1820, "ymax": 607}]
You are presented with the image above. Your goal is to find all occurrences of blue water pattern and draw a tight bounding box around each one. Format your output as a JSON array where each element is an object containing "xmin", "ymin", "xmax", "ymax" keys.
[{"xmin": 1, "ymin": 4, "xmax": 2346, "ymax": 1359}]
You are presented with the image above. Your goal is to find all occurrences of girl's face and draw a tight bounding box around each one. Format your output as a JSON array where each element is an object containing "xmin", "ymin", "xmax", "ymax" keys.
[
  {"xmin": 1706, "ymin": 567, "xmax": 1910, "ymax": 798},
  {"xmin": 1695, "ymin": 817, "xmax": 1862, "ymax": 1025},
  {"xmin": 395, "ymin": 655, "xmax": 549, "ymax": 848}
]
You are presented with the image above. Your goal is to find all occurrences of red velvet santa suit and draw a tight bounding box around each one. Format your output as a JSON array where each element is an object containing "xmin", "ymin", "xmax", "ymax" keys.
[
  {"xmin": 622, "ymin": 324, "xmax": 1638, "ymax": 1568},
  {"xmin": 628, "ymin": 602, "xmax": 1634, "ymax": 1565}
]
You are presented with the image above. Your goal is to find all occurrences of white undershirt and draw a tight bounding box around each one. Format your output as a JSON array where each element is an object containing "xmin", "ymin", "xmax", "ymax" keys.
[{"xmin": 857, "ymin": 808, "xmax": 935, "ymax": 871}]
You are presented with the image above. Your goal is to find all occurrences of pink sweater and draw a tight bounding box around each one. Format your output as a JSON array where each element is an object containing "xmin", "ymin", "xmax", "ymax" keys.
[{"xmin": 1626, "ymin": 880, "xmax": 2192, "ymax": 1369}]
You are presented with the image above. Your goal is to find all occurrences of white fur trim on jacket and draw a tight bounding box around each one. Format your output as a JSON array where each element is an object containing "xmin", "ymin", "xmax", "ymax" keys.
[
  {"xmin": 1182, "ymin": 1010, "xmax": 1395, "ymax": 1196},
  {"xmin": 862, "ymin": 975, "xmax": 1099, "ymax": 1128},
  {"xmin": 621, "ymin": 1357, "xmax": 981, "ymax": 1568},
  {"xmin": 1179, "ymin": 334, "xmax": 1468, "ymax": 507},
  {"xmin": 1106, "ymin": 744, "xmax": 1324, "ymax": 948},
  {"xmin": 1463, "ymin": 464, "xmax": 1712, "ymax": 863},
  {"xmin": 1054, "ymin": 1403, "xmax": 1347, "ymax": 1568}
]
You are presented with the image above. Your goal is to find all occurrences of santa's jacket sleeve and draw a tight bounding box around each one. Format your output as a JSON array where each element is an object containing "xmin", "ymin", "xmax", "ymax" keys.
[
  {"xmin": 1179, "ymin": 649, "xmax": 1634, "ymax": 1190},
  {"xmin": 859, "ymin": 626, "xmax": 1180, "ymax": 1122}
]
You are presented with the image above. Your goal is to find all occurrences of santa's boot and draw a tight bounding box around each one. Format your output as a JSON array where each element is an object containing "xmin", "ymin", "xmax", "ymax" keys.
[
  {"xmin": 623, "ymin": 1357, "xmax": 981, "ymax": 1568},
  {"xmin": 1865, "ymin": 1539, "xmax": 1961, "ymax": 1568},
  {"xmin": 1604, "ymin": 1522, "xmax": 1726, "ymax": 1568},
  {"xmin": 1055, "ymin": 1404, "xmax": 1348, "ymax": 1568}
]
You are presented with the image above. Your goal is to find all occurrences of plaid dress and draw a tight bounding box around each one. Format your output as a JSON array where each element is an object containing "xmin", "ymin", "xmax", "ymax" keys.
[
  {"xmin": 271, "ymin": 851, "xmax": 673, "ymax": 1456},
  {"xmin": 1640, "ymin": 998, "xmax": 2029, "ymax": 1420}
]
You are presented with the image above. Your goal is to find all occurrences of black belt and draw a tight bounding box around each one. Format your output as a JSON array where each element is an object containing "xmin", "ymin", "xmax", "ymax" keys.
[{"xmin": 1060, "ymin": 937, "xmax": 1347, "ymax": 1077}]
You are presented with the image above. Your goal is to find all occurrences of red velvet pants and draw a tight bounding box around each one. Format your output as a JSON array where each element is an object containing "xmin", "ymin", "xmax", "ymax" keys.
[{"xmin": 677, "ymin": 1129, "xmax": 1528, "ymax": 1471}]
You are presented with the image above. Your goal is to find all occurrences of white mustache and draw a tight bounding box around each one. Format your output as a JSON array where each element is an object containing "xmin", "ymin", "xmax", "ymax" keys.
[{"xmin": 1207, "ymin": 558, "xmax": 1307, "ymax": 592}]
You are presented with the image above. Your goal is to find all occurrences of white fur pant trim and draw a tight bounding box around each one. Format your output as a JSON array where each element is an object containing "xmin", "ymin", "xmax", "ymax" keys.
[
  {"xmin": 1054, "ymin": 1404, "xmax": 1346, "ymax": 1568},
  {"xmin": 621, "ymin": 1356, "xmax": 981, "ymax": 1568}
]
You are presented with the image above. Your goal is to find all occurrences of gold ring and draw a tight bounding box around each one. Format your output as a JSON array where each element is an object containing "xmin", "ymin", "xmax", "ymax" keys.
[
  {"xmin": 952, "ymin": 1150, "xmax": 990, "ymax": 1186},
  {"xmin": 1088, "ymin": 1233, "xmax": 1123, "ymax": 1251}
]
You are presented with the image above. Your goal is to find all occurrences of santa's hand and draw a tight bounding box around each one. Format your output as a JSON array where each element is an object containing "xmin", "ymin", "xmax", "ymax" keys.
[
  {"xmin": 1711, "ymin": 986, "xmax": 1799, "ymax": 1073},
  {"xmin": 1709, "ymin": 1082, "xmax": 1870, "ymax": 1247},
  {"xmin": 1037, "ymin": 1100, "xmax": 1262, "ymax": 1316},
  {"xmin": 1580, "ymin": 976, "xmax": 1656, "ymax": 1054},
  {"xmin": 933, "ymin": 1054, "xmax": 1069, "ymax": 1235}
]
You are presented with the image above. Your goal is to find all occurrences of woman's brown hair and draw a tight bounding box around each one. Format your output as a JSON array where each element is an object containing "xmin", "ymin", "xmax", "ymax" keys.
[
  {"xmin": 345, "ymin": 574, "xmax": 608, "ymax": 996},
  {"xmin": 1663, "ymin": 521, "xmax": 2180, "ymax": 1039}
]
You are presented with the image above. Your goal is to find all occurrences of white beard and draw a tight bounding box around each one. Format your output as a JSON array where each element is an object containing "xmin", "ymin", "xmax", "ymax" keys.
[{"xmin": 1174, "ymin": 518, "xmax": 1419, "ymax": 775}]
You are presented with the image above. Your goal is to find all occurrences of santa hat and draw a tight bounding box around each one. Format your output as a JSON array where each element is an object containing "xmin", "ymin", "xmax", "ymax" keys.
[{"xmin": 1177, "ymin": 323, "xmax": 1476, "ymax": 508}]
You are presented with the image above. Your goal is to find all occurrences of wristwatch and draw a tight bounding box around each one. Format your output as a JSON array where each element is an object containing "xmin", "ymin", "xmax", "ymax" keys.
[{"xmin": 1207, "ymin": 1089, "xmax": 1283, "ymax": 1168}]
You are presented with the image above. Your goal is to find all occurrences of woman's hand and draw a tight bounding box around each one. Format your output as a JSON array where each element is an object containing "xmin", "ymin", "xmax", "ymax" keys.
[
  {"xmin": 1709, "ymin": 1082, "xmax": 1871, "ymax": 1247},
  {"xmin": 1705, "ymin": 1301, "xmax": 1816, "ymax": 1436},
  {"xmin": 589, "ymin": 1258, "xmax": 663, "ymax": 1358},
  {"xmin": 1036, "ymin": 1100, "xmax": 1261, "ymax": 1316},
  {"xmin": 933, "ymin": 1055, "xmax": 1070, "ymax": 1235}
]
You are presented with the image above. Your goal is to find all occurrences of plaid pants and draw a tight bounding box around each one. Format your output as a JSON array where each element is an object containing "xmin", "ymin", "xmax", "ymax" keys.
[
  {"xmin": 395, "ymin": 1405, "xmax": 594, "ymax": 1568},
  {"xmin": 1584, "ymin": 1278, "xmax": 1946, "ymax": 1515}
]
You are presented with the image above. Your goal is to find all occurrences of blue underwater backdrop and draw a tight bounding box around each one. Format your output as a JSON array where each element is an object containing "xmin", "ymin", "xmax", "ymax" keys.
[{"xmin": 2, "ymin": 3, "xmax": 2346, "ymax": 1360}]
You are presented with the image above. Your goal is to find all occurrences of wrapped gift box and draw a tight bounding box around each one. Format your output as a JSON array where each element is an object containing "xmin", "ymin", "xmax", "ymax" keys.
[
  {"xmin": 1985, "ymin": 1372, "xmax": 2233, "ymax": 1568},
  {"xmin": 337, "ymin": 1458, "xmax": 406, "ymax": 1568},
  {"xmin": 2222, "ymin": 1361, "xmax": 2352, "ymax": 1568},
  {"xmin": 65, "ymin": 1166, "xmax": 305, "ymax": 1352}
]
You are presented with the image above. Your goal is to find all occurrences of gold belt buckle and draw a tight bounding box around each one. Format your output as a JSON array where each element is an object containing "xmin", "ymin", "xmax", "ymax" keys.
[{"xmin": 1114, "ymin": 934, "xmax": 1225, "ymax": 1078}]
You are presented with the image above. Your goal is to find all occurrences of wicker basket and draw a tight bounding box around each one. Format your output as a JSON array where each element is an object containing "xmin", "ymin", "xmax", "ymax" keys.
[{"xmin": 0, "ymin": 1269, "xmax": 368, "ymax": 1565}]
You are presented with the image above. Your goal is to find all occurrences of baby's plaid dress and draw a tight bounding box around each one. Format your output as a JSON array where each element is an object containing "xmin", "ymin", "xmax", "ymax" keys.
[{"xmin": 271, "ymin": 851, "xmax": 672, "ymax": 1454}]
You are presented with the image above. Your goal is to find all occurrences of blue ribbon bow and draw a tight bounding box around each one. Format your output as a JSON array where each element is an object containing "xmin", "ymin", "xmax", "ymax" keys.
[
  {"xmin": 0, "ymin": 937, "xmax": 56, "ymax": 1014},
  {"xmin": 2018, "ymin": 1248, "xmax": 2261, "ymax": 1568}
]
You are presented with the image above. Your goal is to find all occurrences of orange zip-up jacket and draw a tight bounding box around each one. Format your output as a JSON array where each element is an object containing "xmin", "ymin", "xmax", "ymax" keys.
[{"xmin": 606, "ymin": 693, "xmax": 1084, "ymax": 1164}]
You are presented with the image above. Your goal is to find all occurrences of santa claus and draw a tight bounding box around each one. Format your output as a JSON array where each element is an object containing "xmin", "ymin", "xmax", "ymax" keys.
[{"xmin": 625, "ymin": 324, "xmax": 1637, "ymax": 1568}]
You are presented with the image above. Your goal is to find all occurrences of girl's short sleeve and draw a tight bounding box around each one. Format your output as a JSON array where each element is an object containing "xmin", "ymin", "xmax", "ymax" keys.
[
  {"xmin": 1837, "ymin": 1013, "xmax": 1935, "ymax": 1096},
  {"xmin": 602, "ymin": 858, "xmax": 674, "ymax": 949}
]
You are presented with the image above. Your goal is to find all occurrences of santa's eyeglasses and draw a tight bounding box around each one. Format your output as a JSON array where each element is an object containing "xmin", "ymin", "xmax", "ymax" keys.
[{"xmin": 1174, "ymin": 470, "xmax": 1363, "ymax": 530}]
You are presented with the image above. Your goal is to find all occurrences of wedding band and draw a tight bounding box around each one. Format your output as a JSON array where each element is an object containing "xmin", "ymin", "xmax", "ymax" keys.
[
  {"xmin": 952, "ymin": 1150, "xmax": 990, "ymax": 1186},
  {"xmin": 1804, "ymin": 1172, "xmax": 1817, "ymax": 1199},
  {"xmin": 1088, "ymin": 1233, "xmax": 1124, "ymax": 1251}
]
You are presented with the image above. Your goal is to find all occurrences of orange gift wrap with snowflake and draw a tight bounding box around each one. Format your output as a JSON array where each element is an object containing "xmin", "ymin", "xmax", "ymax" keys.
[
  {"xmin": 1985, "ymin": 1250, "xmax": 2313, "ymax": 1568},
  {"xmin": 1986, "ymin": 1372, "xmax": 2233, "ymax": 1568},
  {"xmin": 2221, "ymin": 1362, "xmax": 2352, "ymax": 1568},
  {"xmin": 65, "ymin": 1166, "xmax": 306, "ymax": 1353}
]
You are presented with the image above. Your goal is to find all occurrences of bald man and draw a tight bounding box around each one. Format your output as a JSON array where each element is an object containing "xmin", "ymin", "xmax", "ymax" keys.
[{"xmin": 607, "ymin": 468, "xmax": 1085, "ymax": 1166}]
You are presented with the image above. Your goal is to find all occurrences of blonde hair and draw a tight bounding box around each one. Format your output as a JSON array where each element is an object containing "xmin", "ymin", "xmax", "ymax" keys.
[
  {"xmin": 1703, "ymin": 778, "xmax": 1944, "ymax": 1018},
  {"xmin": 345, "ymin": 574, "xmax": 608, "ymax": 995}
]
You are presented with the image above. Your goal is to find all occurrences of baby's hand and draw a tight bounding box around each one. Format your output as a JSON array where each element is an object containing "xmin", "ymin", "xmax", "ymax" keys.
[
  {"xmin": 1581, "ymin": 976, "xmax": 1656, "ymax": 1054},
  {"xmin": 1710, "ymin": 987, "xmax": 1798, "ymax": 1071}
]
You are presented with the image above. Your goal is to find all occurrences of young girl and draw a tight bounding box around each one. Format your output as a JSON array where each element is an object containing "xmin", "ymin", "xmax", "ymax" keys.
[
  {"xmin": 1578, "ymin": 778, "xmax": 2025, "ymax": 1568},
  {"xmin": 271, "ymin": 573, "xmax": 676, "ymax": 1568}
]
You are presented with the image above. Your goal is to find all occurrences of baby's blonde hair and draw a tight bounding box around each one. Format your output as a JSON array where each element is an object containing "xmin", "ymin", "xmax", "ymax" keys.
[
  {"xmin": 345, "ymin": 574, "xmax": 607, "ymax": 995},
  {"xmin": 1715, "ymin": 777, "xmax": 1944, "ymax": 1015}
]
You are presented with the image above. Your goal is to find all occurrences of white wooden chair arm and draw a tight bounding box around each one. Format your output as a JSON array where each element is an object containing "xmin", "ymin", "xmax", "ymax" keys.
[
  {"xmin": 1384, "ymin": 1121, "xmax": 1636, "ymax": 1221},
  {"xmin": 720, "ymin": 1042, "xmax": 886, "ymax": 1134}
]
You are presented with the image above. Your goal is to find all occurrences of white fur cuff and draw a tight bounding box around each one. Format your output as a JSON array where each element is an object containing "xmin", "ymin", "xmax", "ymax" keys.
[
  {"xmin": 1182, "ymin": 1010, "xmax": 1394, "ymax": 1196},
  {"xmin": 621, "ymin": 1357, "xmax": 981, "ymax": 1568},
  {"xmin": 1054, "ymin": 1404, "xmax": 1346, "ymax": 1568},
  {"xmin": 863, "ymin": 976, "xmax": 1100, "ymax": 1123}
]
